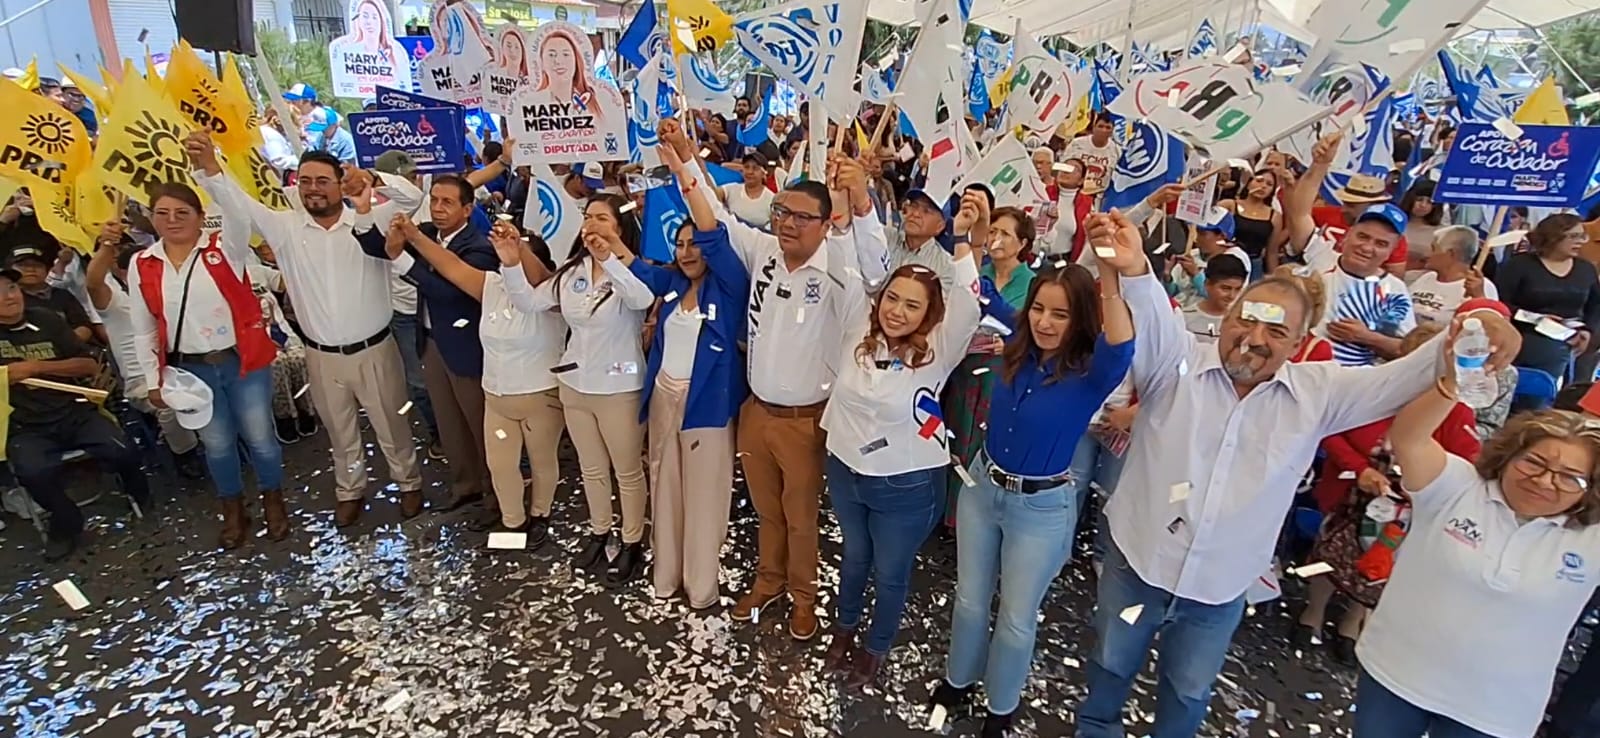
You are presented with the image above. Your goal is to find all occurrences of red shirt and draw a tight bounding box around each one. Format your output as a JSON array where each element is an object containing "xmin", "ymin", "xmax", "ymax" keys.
[
  {"xmin": 1311, "ymin": 404, "xmax": 1481, "ymax": 513},
  {"xmin": 1311, "ymin": 206, "xmax": 1410, "ymax": 266}
]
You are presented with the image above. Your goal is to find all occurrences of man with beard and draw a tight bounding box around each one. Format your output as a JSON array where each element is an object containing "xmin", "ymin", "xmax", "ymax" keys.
[
  {"xmin": 1071, "ymin": 208, "xmax": 1524, "ymax": 738},
  {"xmin": 190, "ymin": 132, "xmax": 425, "ymax": 529}
]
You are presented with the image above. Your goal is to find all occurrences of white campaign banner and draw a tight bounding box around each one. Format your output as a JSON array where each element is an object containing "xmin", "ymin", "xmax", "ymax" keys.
[
  {"xmin": 1006, "ymin": 23, "xmax": 1090, "ymax": 136},
  {"xmin": 1281, "ymin": 56, "xmax": 1387, "ymax": 165},
  {"xmin": 483, "ymin": 23, "xmax": 532, "ymax": 116},
  {"xmin": 1110, "ymin": 60, "xmax": 1330, "ymax": 163},
  {"xmin": 955, "ymin": 136, "xmax": 1051, "ymax": 209},
  {"xmin": 510, "ymin": 21, "xmax": 629, "ymax": 165},
  {"xmin": 731, "ymin": 0, "xmax": 866, "ymax": 123},
  {"xmin": 1301, "ymin": 0, "xmax": 1492, "ymax": 81},
  {"xmin": 328, "ymin": 0, "xmax": 412, "ymax": 99},
  {"xmin": 895, "ymin": 0, "xmax": 965, "ymax": 140},
  {"xmin": 418, "ymin": 0, "xmax": 494, "ymax": 107}
]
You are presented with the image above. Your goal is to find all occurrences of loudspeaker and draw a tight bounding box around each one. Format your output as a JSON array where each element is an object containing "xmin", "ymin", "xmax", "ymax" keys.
[{"xmin": 174, "ymin": 0, "xmax": 257, "ymax": 55}]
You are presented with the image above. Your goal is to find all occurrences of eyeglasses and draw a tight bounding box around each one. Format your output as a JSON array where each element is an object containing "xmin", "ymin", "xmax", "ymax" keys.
[
  {"xmin": 1512, "ymin": 454, "xmax": 1590, "ymax": 495},
  {"xmin": 770, "ymin": 203, "xmax": 823, "ymax": 226}
]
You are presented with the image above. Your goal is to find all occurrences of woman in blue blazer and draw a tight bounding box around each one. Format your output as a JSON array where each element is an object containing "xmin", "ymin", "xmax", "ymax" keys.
[{"xmin": 630, "ymin": 205, "xmax": 751, "ymax": 609}]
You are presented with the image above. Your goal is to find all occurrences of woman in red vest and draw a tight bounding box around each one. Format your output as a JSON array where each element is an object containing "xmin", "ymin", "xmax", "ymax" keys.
[{"xmin": 125, "ymin": 177, "xmax": 285, "ymax": 550}]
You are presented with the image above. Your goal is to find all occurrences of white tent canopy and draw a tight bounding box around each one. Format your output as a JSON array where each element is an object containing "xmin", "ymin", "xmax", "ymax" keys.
[{"xmin": 867, "ymin": 0, "xmax": 1600, "ymax": 43}]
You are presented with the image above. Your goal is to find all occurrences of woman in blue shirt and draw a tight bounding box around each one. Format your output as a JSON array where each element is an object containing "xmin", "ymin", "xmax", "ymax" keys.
[
  {"xmin": 930, "ymin": 223, "xmax": 1137, "ymax": 736},
  {"xmin": 638, "ymin": 144, "xmax": 751, "ymax": 608}
]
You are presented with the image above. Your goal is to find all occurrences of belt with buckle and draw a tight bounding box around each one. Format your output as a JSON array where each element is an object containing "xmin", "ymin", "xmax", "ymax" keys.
[
  {"xmin": 983, "ymin": 454, "xmax": 1072, "ymax": 494},
  {"xmin": 168, "ymin": 348, "xmax": 236, "ymax": 366},
  {"xmin": 754, "ymin": 398, "xmax": 827, "ymax": 418},
  {"xmin": 297, "ymin": 325, "xmax": 391, "ymax": 355}
]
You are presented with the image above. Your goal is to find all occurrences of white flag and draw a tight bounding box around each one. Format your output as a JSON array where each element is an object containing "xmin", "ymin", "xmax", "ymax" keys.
[
  {"xmin": 523, "ymin": 162, "xmax": 584, "ymax": 264},
  {"xmin": 897, "ymin": 0, "xmax": 965, "ymax": 140},
  {"xmin": 955, "ymin": 136, "xmax": 1051, "ymax": 209},
  {"xmin": 1301, "ymin": 0, "xmax": 1492, "ymax": 81},
  {"xmin": 923, "ymin": 113, "xmax": 981, "ymax": 207},
  {"xmin": 1006, "ymin": 22, "xmax": 1091, "ymax": 136},
  {"xmin": 679, "ymin": 54, "xmax": 737, "ymax": 116},
  {"xmin": 860, "ymin": 62, "xmax": 894, "ymax": 105},
  {"xmin": 1109, "ymin": 59, "xmax": 1329, "ymax": 163},
  {"xmin": 732, "ymin": 0, "xmax": 866, "ymax": 123}
]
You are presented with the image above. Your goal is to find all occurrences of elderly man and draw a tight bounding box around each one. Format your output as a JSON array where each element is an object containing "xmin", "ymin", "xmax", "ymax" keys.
[
  {"xmin": 1070, "ymin": 208, "xmax": 1522, "ymax": 738},
  {"xmin": 1406, "ymin": 225, "xmax": 1498, "ymax": 326},
  {"xmin": 190, "ymin": 130, "xmax": 425, "ymax": 529}
]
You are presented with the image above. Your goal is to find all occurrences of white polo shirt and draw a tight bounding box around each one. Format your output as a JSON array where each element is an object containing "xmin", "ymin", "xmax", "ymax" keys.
[{"xmin": 1358, "ymin": 455, "xmax": 1600, "ymax": 738}]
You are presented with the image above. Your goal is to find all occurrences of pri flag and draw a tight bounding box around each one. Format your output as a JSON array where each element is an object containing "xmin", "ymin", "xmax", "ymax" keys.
[
  {"xmin": 1006, "ymin": 24, "xmax": 1091, "ymax": 136},
  {"xmin": 1301, "ymin": 0, "xmax": 1492, "ymax": 81},
  {"xmin": 955, "ymin": 136, "xmax": 1051, "ymax": 209},
  {"xmin": 1109, "ymin": 59, "xmax": 1329, "ymax": 163},
  {"xmin": 522, "ymin": 162, "xmax": 585, "ymax": 264},
  {"xmin": 732, "ymin": 0, "xmax": 867, "ymax": 124},
  {"xmin": 0, "ymin": 78, "xmax": 93, "ymax": 191},
  {"xmin": 1283, "ymin": 58, "xmax": 1389, "ymax": 168}
]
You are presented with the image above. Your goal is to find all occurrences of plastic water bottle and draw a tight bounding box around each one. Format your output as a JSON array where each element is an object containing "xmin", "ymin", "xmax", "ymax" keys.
[{"xmin": 1455, "ymin": 318, "xmax": 1496, "ymax": 409}]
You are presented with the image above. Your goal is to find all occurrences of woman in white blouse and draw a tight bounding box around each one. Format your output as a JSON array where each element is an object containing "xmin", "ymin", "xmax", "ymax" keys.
[
  {"xmin": 503, "ymin": 194, "xmax": 655, "ymax": 586},
  {"xmin": 819, "ymin": 190, "xmax": 985, "ymax": 689},
  {"xmin": 386, "ymin": 219, "xmax": 567, "ymax": 550},
  {"xmin": 1357, "ymin": 372, "xmax": 1600, "ymax": 738}
]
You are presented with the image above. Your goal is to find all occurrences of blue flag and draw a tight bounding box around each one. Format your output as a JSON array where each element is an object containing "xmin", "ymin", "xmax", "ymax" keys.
[
  {"xmin": 642, "ymin": 185, "xmax": 688, "ymax": 263},
  {"xmin": 1103, "ymin": 120, "xmax": 1186, "ymax": 212},
  {"xmin": 618, "ymin": 0, "xmax": 658, "ymax": 70},
  {"xmin": 705, "ymin": 162, "xmax": 745, "ymax": 187},
  {"xmin": 1093, "ymin": 59, "xmax": 1122, "ymax": 110},
  {"xmin": 1321, "ymin": 66, "xmax": 1399, "ymax": 204},
  {"xmin": 738, "ymin": 84, "xmax": 773, "ymax": 148},
  {"xmin": 1439, "ymin": 50, "xmax": 1527, "ymax": 123}
]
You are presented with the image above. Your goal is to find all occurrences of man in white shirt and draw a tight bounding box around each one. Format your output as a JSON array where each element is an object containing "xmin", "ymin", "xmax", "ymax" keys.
[
  {"xmin": 190, "ymin": 132, "xmax": 425, "ymax": 528},
  {"xmin": 1405, "ymin": 224, "xmax": 1497, "ymax": 326},
  {"xmin": 1062, "ymin": 114, "xmax": 1121, "ymax": 193},
  {"xmin": 1074, "ymin": 209, "xmax": 1524, "ymax": 738}
]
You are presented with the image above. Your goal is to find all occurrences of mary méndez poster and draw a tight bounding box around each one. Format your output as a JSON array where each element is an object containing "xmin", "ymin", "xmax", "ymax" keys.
[{"xmin": 510, "ymin": 21, "xmax": 628, "ymax": 165}]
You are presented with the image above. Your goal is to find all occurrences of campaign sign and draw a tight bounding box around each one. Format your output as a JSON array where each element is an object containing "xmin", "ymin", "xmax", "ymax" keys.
[
  {"xmin": 1434, "ymin": 123, "xmax": 1600, "ymax": 208},
  {"xmin": 328, "ymin": 0, "xmax": 412, "ymax": 98},
  {"xmin": 509, "ymin": 21, "xmax": 629, "ymax": 165},
  {"xmin": 397, "ymin": 36, "xmax": 435, "ymax": 94},
  {"xmin": 374, "ymin": 85, "xmax": 463, "ymax": 111},
  {"xmin": 349, "ymin": 108, "xmax": 465, "ymax": 174}
]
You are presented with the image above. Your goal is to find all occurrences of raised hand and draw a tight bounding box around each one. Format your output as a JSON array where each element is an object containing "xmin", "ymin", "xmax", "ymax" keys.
[
  {"xmin": 385, "ymin": 213, "xmax": 410, "ymax": 258},
  {"xmin": 1085, "ymin": 208, "xmax": 1148, "ymax": 277},
  {"xmin": 488, "ymin": 223, "xmax": 523, "ymax": 267},
  {"xmin": 1311, "ymin": 131, "xmax": 1344, "ymax": 167},
  {"xmin": 184, "ymin": 130, "xmax": 221, "ymax": 176}
]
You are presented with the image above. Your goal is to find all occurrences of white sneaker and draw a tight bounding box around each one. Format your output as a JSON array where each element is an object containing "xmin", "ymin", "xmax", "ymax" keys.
[{"xmin": 1, "ymin": 486, "xmax": 42, "ymax": 519}]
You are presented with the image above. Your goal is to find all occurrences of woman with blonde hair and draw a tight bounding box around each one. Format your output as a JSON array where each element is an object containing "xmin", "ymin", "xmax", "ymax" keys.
[
  {"xmin": 1273, "ymin": 265, "xmax": 1334, "ymax": 362},
  {"xmin": 1353, "ymin": 368, "xmax": 1600, "ymax": 737}
]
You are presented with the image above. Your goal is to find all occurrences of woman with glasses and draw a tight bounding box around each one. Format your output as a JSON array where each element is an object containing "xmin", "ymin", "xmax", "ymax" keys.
[
  {"xmin": 819, "ymin": 188, "xmax": 987, "ymax": 689},
  {"xmin": 1353, "ymin": 384, "xmax": 1600, "ymax": 738},
  {"xmin": 502, "ymin": 193, "xmax": 655, "ymax": 587},
  {"xmin": 929, "ymin": 214, "xmax": 1135, "ymax": 737},
  {"xmin": 1494, "ymin": 214, "xmax": 1600, "ymax": 410}
]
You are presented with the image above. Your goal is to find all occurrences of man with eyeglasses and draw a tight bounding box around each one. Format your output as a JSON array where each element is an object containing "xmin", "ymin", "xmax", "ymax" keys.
[
  {"xmin": 889, "ymin": 184, "xmax": 993, "ymax": 292},
  {"xmin": 661, "ymin": 119, "xmax": 889, "ymax": 641},
  {"xmin": 189, "ymin": 131, "xmax": 426, "ymax": 529}
]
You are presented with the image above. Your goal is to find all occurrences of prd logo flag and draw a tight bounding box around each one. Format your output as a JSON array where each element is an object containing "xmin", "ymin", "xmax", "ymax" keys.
[
  {"xmin": 164, "ymin": 41, "xmax": 254, "ymax": 155},
  {"xmin": 225, "ymin": 148, "xmax": 291, "ymax": 212},
  {"xmin": 93, "ymin": 72, "xmax": 209, "ymax": 206},
  {"xmin": 0, "ymin": 79, "xmax": 92, "ymax": 190}
]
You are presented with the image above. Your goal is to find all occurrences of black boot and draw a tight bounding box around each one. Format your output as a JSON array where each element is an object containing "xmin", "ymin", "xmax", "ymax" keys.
[
  {"xmin": 295, "ymin": 412, "xmax": 318, "ymax": 438},
  {"xmin": 274, "ymin": 417, "xmax": 299, "ymax": 445},
  {"xmin": 930, "ymin": 680, "xmax": 974, "ymax": 710},
  {"xmin": 43, "ymin": 531, "xmax": 83, "ymax": 562},
  {"xmin": 526, "ymin": 516, "xmax": 550, "ymax": 550},
  {"xmin": 981, "ymin": 709, "xmax": 1014, "ymax": 738},
  {"xmin": 575, "ymin": 532, "xmax": 610, "ymax": 573},
  {"xmin": 606, "ymin": 541, "xmax": 645, "ymax": 587},
  {"xmin": 174, "ymin": 449, "xmax": 206, "ymax": 480}
]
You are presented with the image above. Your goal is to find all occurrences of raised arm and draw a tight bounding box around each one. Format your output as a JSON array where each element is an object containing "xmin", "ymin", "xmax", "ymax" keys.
[
  {"xmin": 1286, "ymin": 132, "xmax": 1340, "ymax": 256},
  {"xmin": 499, "ymin": 250, "xmax": 560, "ymax": 315},
  {"xmin": 1092, "ymin": 208, "xmax": 1189, "ymax": 401},
  {"xmin": 1388, "ymin": 373, "xmax": 1461, "ymax": 495},
  {"xmin": 393, "ymin": 223, "xmax": 501, "ymax": 303},
  {"xmin": 187, "ymin": 131, "xmax": 292, "ymax": 253},
  {"xmin": 85, "ymin": 223, "xmax": 122, "ymax": 311},
  {"xmin": 833, "ymin": 155, "xmax": 892, "ymax": 287}
]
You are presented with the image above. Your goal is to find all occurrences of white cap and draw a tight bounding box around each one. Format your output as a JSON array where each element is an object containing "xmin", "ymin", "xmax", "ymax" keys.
[
  {"xmin": 160, "ymin": 366, "xmax": 214, "ymax": 430},
  {"xmin": 1, "ymin": 67, "xmax": 22, "ymax": 80}
]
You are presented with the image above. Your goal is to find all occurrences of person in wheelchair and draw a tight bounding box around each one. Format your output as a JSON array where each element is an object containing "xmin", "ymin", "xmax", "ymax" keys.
[{"xmin": 0, "ymin": 266, "xmax": 151, "ymax": 561}]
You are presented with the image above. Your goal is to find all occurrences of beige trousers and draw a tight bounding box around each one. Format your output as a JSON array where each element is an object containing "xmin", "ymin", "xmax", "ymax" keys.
[
  {"xmin": 483, "ymin": 387, "xmax": 565, "ymax": 528},
  {"xmin": 558, "ymin": 384, "xmax": 648, "ymax": 543},
  {"xmin": 303, "ymin": 337, "xmax": 423, "ymax": 502},
  {"xmin": 647, "ymin": 374, "xmax": 734, "ymax": 607}
]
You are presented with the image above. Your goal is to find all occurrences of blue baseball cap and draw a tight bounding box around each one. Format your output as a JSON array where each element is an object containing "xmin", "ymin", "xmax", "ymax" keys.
[
  {"xmin": 1196, "ymin": 207, "xmax": 1237, "ymax": 239},
  {"xmin": 1356, "ymin": 203, "xmax": 1409, "ymax": 235},
  {"xmin": 304, "ymin": 107, "xmax": 338, "ymax": 134},
  {"xmin": 283, "ymin": 83, "xmax": 317, "ymax": 101},
  {"xmin": 580, "ymin": 162, "xmax": 605, "ymax": 190}
]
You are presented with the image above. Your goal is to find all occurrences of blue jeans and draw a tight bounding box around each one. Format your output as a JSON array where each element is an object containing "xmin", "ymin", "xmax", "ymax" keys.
[
  {"xmin": 1354, "ymin": 669, "xmax": 1494, "ymax": 738},
  {"xmin": 946, "ymin": 456, "xmax": 1077, "ymax": 715},
  {"xmin": 827, "ymin": 454, "xmax": 943, "ymax": 655},
  {"xmin": 178, "ymin": 354, "xmax": 284, "ymax": 499},
  {"xmin": 1078, "ymin": 543, "xmax": 1246, "ymax": 738},
  {"xmin": 390, "ymin": 312, "xmax": 437, "ymax": 438},
  {"xmin": 1063, "ymin": 431, "xmax": 1128, "ymax": 559}
]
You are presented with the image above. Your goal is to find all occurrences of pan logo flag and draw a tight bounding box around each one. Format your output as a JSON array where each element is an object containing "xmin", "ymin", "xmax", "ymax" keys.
[{"xmin": 0, "ymin": 80, "xmax": 92, "ymax": 189}]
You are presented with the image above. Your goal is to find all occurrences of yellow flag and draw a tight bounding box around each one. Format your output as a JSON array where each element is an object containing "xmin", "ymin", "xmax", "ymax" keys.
[
  {"xmin": 1514, "ymin": 77, "xmax": 1570, "ymax": 126},
  {"xmin": 16, "ymin": 58, "xmax": 38, "ymax": 91},
  {"xmin": 0, "ymin": 79, "xmax": 94, "ymax": 191},
  {"xmin": 990, "ymin": 66, "xmax": 1015, "ymax": 109},
  {"xmin": 667, "ymin": 0, "xmax": 734, "ymax": 57},
  {"xmin": 74, "ymin": 171, "xmax": 123, "ymax": 235},
  {"xmin": 144, "ymin": 49, "xmax": 164, "ymax": 97},
  {"xmin": 223, "ymin": 147, "xmax": 290, "ymax": 212},
  {"xmin": 34, "ymin": 181, "xmax": 94, "ymax": 252},
  {"xmin": 0, "ymin": 177, "xmax": 19, "ymax": 209},
  {"xmin": 58, "ymin": 65, "xmax": 112, "ymax": 122},
  {"xmin": 854, "ymin": 121, "xmax": 870, "ymax": 154},
  {"xmin": 93, "ymin": 70, "xmax": 206, "ymax": 206},
  {"xmin": 164, "ymin": 43, "xmax": 254, "ymax": 156},
  {"xmin": 221, "ymin": 54, "xmax": 265, "ymax": 148}
]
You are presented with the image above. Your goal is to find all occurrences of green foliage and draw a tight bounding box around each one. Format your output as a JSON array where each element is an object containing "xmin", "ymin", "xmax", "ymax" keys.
[
  {"xmin": 1542, "ymin": 15, "xmax": 1600, "ymax": 104},
  {"xmin": 253, "ymin": 26, "xmax": 362, "ymax": 116}
]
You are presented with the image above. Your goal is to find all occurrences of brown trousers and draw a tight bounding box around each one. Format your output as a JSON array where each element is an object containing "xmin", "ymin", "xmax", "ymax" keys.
[
  {"xmin": 647, "ymin": 375, "xmax": 734, "ymax": 607},
  {"xmin": 422, "ymin": 338, "xmax": 489, "ymax": 501},
  {"xmin": 737, "ymin": 397, "xmax": 826, "ymax": 607},
  {"xmin": 483, "ymin": 388, "xmax": 565, "ymax": 528},
  {"xmin": 558, "ymin": 385, "xmax": 649, "ymax": 543},
  {"xmin": 303, "ymin": 337, "xmax": 422, "ymax": 502}
]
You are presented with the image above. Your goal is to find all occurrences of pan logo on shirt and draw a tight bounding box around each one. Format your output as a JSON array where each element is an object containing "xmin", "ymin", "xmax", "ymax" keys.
[
  {"xmin": 748, "ymin": 256, "xmax": 779, "ymax": 338},
  {"xmin": 571, "ymin": 274, "xmax": 590, "ymax": 293},
  {"xmin": 804, "ymin": 277, "xmax": 822, "ymax": 305},
  {"xmin": 1557, "ymin": 552, "xmax": 1587, "ymax": 584},
  {"xmin": 912, "ymin": 387, "xmax": 948, "ymax": 450},
  {"xmin": 1444, "ymin": 516, "xmax": 1483, "ymax": 549}
]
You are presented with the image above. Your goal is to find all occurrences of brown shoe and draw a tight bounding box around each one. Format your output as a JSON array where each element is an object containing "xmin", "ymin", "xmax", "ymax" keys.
[
  {"xmin": 823, "ymin": 628, "xmax": 857, "ymax": 673},
  {"xmin": 262, "ymin": 490, "xmax": 290, "ymax": 541},
  {"xmin": 845, "ymin": 648, "xmax": 884, "ymax": 690},
  {"xmin": 731, "ymin": 588, "xmax": 786, "ymax": 623},
  {"xmin": 789, "ymin": 602, "xmax": 819, "ymax": 641},
  {"xmin": 400, "ymin": 490, "xmax": 424, "ymax": 519},
  {"xmin": 218, "ymin": 498, "xmax": 250, "ymax": 550},
  {"xmin": 335, "ymin": 499, "xmax": 363, "ymax": 528}
]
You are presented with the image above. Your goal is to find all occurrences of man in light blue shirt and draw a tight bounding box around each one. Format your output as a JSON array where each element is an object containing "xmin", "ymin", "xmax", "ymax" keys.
[{"xmin": 306, "ymin": 108, "xmax": 357, "ymax": 164}]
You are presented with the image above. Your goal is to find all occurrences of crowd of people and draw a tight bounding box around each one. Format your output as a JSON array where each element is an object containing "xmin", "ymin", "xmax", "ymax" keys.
[{"xmin": 2, "ymin": 56, "xmax": 1599, "ymax": 738}]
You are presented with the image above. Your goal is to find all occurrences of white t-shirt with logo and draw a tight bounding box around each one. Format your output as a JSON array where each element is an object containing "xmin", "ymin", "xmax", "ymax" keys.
[
  {"xmin": 1403, "ymin": 270, "xmax": 1499, "ymax": 327},
  {"xmin": 1063, "ymin": 137, "xmax": 1120, "ymax": 192},
  {"xmin": 1358, "ymin": 455, "xmax": 1600, "ymax": 738},
  {"xmin": 1305, "ymin": 232, "xmax": 1416, "ymax": 366}
]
